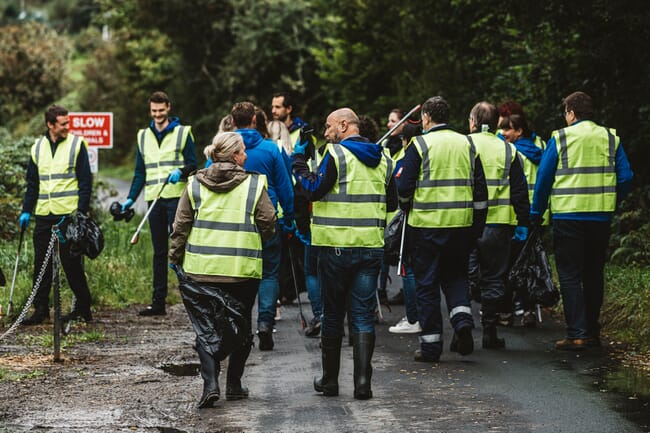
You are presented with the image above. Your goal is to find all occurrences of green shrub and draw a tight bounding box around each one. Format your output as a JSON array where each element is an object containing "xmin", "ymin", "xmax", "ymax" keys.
[{"xmin": 0, "ymin": 127, "xmax": 33, "ymax": 241}]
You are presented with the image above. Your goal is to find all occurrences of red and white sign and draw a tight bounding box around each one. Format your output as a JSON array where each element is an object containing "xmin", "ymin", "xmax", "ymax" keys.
[{"xmin": 69, "ymin": 112, "xmax": 113, "ymax": 148}]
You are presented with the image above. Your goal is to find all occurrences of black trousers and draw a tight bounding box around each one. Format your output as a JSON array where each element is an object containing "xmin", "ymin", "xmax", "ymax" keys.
[{"xmin": 32, "ymin": 217, "xmax": 91, "ymax": 311}]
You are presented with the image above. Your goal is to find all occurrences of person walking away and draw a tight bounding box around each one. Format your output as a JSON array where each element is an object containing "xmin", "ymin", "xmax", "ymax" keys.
[
  {"xmin": 120, "ymin": 91, "xmax": 197, "ymax": 316},
  {"xmin": 531, "ymin": 91, "xmax": 633, "ymax": 351},
  {"xmin": 292, "ymin": 108, "xmax": 397, "ymax": 399},
  {"xmin": 499, "ymin": 111, "xmax": 547, "ymax": 326},
  {"xmin": 20, "ymin": 105, "xmax": 93, "ymax": 325},
  {"xmin": 467, "ymin": 102, "xmax": 530, "ymax": 348},
  {"xmin": 232, "ymin": 101, "xmax": 295, "ymax": 350},
  {"xmin": 397, "ymin": 96, "xmax": 488, "ymax": 362},
  {"xmin": 169, "ymin": 132, "xmax": 276, "ymax": 408}
]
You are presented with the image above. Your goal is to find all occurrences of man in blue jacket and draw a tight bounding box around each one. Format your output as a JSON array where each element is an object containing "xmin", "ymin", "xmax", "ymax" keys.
[
  {"xmin": 232, "ymin": 101, "xmax": 295, "ymax": 351},
  {"xmin": 531, "ymin": 91, "xmax": 633, "ymax": 351}
]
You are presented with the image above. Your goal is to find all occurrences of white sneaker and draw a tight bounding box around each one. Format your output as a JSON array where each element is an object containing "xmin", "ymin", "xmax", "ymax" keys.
[{"xmin": 388, "ymin": 317, "xmax": 422, "ymax": 334}]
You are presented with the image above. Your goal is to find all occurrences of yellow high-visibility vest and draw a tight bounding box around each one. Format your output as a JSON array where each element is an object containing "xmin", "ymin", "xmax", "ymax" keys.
[
  {"xmin": 184, "ymin": 173, "xmax": 266, "ymax": 278},
  {"xmin": 312, "ymin": 143, "xmax": 392, "ymax": 247},
  {"xmin": 32, "ymin": 134, "xmax": 84, "ymax": 216},
  {"xmin": 138, "ymin": 125, "xmax": 191, "ymax": 201},
  {"xmin": 550, "ymin": 120, "xmax": 618, "ymax": 213}
]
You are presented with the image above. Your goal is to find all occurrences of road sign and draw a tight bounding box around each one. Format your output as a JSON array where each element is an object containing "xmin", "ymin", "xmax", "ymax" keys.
[
  {"xmin": 69, "ymin": 112, "xmax": 113, "ymax": 148},
  {"xmin": 87, "ymin": 147, "xmax": 99, "ymax": 174}
]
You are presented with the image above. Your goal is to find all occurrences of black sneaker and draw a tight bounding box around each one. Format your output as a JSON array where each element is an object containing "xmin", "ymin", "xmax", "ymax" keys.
[
  {"xmin": 304, "ymin": 317, "xmax": 321, "ymax": 338},
  {"xmin": 257, "ymin": 325, "xmax": 274, "ymax": 351},
  {"xmin": 138, "ymin": 302, "xmax": 166, "ymax": 316},
  {"xmin": 21, "ymin": 309, "xmax": 49, "ymax": 326},
  {"xmin": 61, "ymin": 309, "xmax": 93, "ymax": 323}
]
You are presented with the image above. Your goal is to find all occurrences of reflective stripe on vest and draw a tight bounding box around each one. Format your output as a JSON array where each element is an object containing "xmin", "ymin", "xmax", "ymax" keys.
[
  {"xmin": 32, "ymin": 134, "xmax": 82, "ymax": 216},
  {"xmin": 550, "ymin": 121, "xmax": 618, "ymax": 213},
  {"xmin": 408, "ymin": 131, "xmax": 475, "ymax": 228},
  {"xmin": 184, "ymin": 173, "xmax": 265, "ymax": 278},
  {"xmin": 139, "ymin": 125, "xmax": 190, "ymax": 201},
  {"xmin": 469, "ymin": 132, "xmax": 516, "ymax": 224},
  {"xmin": 311, "ymin": 143, "xmax": 390, "ymax": 247}
]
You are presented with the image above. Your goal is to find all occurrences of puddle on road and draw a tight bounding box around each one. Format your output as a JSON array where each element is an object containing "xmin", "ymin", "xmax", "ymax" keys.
[
  {"xmin": 589, "ymin": 360, "xmax": 650, "ymax": 430},
  {"xmin": 158, "ymin": 361, "xmax": 199, "ymax": 376}
]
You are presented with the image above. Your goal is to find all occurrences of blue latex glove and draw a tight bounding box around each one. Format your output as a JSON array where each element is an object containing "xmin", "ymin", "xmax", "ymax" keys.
[
  {"xmin": 292, "ymin": 139, "xmax": 308, "ymax": 156},
  {"xmin": 121, "ymin": 198, "xmax": 134, "ymax": 212},
  {"xmin": 168, "ymin": 168, "xmax": 182, "ymax": 184},
  {"xmin": 18, "ymin": 212, "xmax": 30, "ymax": 229},
  {"xmin": 513, "ymin": 226, "xmax": 529, "ymax": 242},
  {"xmin": 168, "ymin": 263, "xmax": 177, "ymax": 271},
  {"xmin": 296, "ymin": 230, "xmax": 311, "ymax": 246},
  {"xmin": 205, "ymin": 158, "xmax": 213, "ymax": 168},
  {"xmin": 282, "ymin": 220, "xmax": 296, "ymax": 235}
]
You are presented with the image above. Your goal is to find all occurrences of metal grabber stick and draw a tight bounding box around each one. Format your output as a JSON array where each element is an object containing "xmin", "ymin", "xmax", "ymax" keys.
[
  {"xmin": 377, "ymin": 103, "xmax": 422, "ymax": 145},
  {"xmin": 397, "ymin": 211, "xmax": 407, "ymax": 277},
  {"xmin": 7, "ymin": 226, "xmax": 26, "ymax": 316},
  {"xmin": 286, "ymin": 237, "xmax": 307, "ymax": 329},
  {"xmin": 130, "ymin": 179, "xmax": 169, "ymax": 245}
]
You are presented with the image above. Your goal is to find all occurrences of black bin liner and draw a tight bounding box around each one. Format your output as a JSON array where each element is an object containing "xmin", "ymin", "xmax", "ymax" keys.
[
  {"xmin": 508, "ymin": 228, "xmax": 560, "ymax": 308},
  {"xmin": 65, "ymin": 212, "xmax": 104, "ymax": 259},
  {"xmin": 384, "ymin": 210, "xmax": 405, "ymax": 266},
  {"xmin": 175, "ymin": 266, "xmax": 249, "ymax": 360}
]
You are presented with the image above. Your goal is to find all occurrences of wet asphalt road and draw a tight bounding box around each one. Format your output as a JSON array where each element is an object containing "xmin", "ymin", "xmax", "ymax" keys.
[{"xmin": 195, "ymin": 289, "xmax": 644, "ymax": 433}]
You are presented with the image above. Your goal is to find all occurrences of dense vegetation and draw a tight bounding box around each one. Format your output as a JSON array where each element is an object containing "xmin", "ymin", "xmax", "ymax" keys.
[{"xmin": 0, "ymin": 1, "xmax": 648, "ymax": 348}]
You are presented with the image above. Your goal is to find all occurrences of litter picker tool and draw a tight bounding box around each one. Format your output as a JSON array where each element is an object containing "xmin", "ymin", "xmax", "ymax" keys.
[
  {"xmin": 287, "ymin": 237, "xmax": 307, "ymax": 329},
  {"xmin": 130, "ymin": 179, "xmax": 169, "ymax": 245},
  {"xmin": 7, "ymin": 226, "xmax": 26, "ymax": 316},
  {"xmin": 377, "ymin": 103, "xmax": 422, "ymax": 145},
  {"xmin": 396, "ymin": 211, "xmax": 407, "ymax": 277}
]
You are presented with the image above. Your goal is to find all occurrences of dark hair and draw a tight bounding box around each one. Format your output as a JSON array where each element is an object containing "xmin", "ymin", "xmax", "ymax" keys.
[
  {"xmin": 499, "ymin": 113, "xmax": 532, "ymax": 138},
  {"xmin": 45, "ymin": 105, "xmax": 68, "ymax": 126},
  {"xmin": 421, "ymin": 96, "xmax": 450, "ymax": 124},
  {"xmin": 497, "ymin": 101, "xmax": 524, "ymax": 118},
  {"xmin": 401, "ymin": 122, "xmax": 422, "ymax": 143},
  {"xmin": 563, "ymin": 91, "xmax": 594, "ymax": 120},
  {"xmin": 358, "ymin": 114, "xmax": 379, "ymax": 143},
  {"xmin": 231, "ymin": 101, "xmax": 256, "ymax": 128},
  {"xmin": 255, "ymin": 106, "xmax": 269, "ymax": 138},
  {"xmin": 389, "ymin": 108, "xmax": 404, "ymax": 119},
  {"xmin": 273, "ymin": 91, "xmax": 296, "ymax": 111},
  {"xmin": 149, "ymin": 91, "xmax": 170, "ymax": 105},
  {"xmin": 469, "ymin": 101, "xmax": 498, "ymax": 132}
]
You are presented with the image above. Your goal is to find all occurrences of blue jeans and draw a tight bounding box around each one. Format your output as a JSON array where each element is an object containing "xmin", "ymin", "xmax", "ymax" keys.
[
  {"xmin": 304, "ymin": 243, "xmax": 321, "ymax": 318},
  {"xmin": 402, "ymin": 265, "xmax": 418, "ymax": 324},
  {"xmin": 148, "ymin": 197, "xmax": 178, "ymax": 303},
  {"xmin": 318, "ymin": 247, "xmax": 382, "ymax": 337},
  {"xmin": 257, "ymin": 227, "xmax": 281, "ymax": 328},
  {"xmin": 553, "ymin": 220, "xmax": 610, "ymax": 339}
]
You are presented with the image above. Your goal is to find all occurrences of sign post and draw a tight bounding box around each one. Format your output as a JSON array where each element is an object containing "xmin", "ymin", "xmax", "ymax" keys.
[{"xmin": 68, "ymin": 112, "xmax": 113, "ymax": 173}]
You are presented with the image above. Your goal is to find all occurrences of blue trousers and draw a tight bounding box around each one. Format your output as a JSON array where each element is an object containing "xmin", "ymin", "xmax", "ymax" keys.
[
  {"xmin": 257, "ymin": 227, "xmax": 281, "ymax": 328},
  {"xmin": 318, "ymin": 247, "xmax": 383, "ymax": 337},
  {"xmin": 304, "ymin": 244, "xmax": 322, "ymax": 318},
  {"xmin": 553, "ymin": 219, "xmax": 610, "ymax": 339},
  {"xmin": 147, "ymin": 197, "xmax": 178, "ymax": 303}
]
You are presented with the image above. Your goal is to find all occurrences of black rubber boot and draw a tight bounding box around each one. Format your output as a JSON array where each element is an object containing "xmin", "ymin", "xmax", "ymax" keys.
[
  {"xmin": 226, "ymin": 337, "xmax": 253, "ymax": 400},
  {"xmin": 352, "ymin": 332, "xmax": 375, "ymax": 400},
  {"xmin": 314, "ymin": 335, "xmax": 342, "ymax": 396},
  {"xmin": 482, "ymin": 325, "xmax": 505, "ymax": 349},
  {"xmin": 196, "ymin": 344, "xmax": 220, "ymax": 408}
]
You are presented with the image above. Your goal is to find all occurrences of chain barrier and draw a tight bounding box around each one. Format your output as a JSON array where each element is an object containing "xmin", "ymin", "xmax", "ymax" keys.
[{"xmin": 0, "ymin": 230, "xmax": 57, "ymax": 341}]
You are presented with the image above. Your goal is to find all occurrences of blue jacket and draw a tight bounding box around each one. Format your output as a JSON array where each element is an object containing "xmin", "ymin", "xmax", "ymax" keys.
[
  {"xmin": 531, "ymin": 120, "xmax": 634, "ymax": 222},
  {"xmin": 237, "ymin": 128, "xmax": 294, "ymax": 222},
  {"xmin": 513, "ymin": 134, "xmax": 544, "ymax": 165}
]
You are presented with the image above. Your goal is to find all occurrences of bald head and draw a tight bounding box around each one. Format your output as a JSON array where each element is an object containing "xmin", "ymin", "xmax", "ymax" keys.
[{"xmin": 325, "ymin": 108, "xmax": 360, "ymax": 143}]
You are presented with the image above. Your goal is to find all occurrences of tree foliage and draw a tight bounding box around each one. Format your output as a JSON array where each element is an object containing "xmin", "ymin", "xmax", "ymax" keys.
[{"xmin": 0, "ymin": 22, "xmax": 69, "ymax": 130}]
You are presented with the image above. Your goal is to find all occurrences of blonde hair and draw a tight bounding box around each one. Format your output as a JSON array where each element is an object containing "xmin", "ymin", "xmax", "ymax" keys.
[
  {"xmin": 267, "ymin": 120, "xmax": 293, "ymax": 154},
  {"xmin": 209, "ymin": 132, "xmax": 243, "ymax": 162}
]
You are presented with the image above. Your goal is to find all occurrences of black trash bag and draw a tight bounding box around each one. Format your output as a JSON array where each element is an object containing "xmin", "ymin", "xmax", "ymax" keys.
[
  {"xmin": 65, "ymin": 212, "xmax": 104, "ymax": 259},
  {"xmin": 175, "ymin": 265, "xmax": 249, "ymax": 361},
  {"xmin": 384, "ymin": 210, "xmax": 405, "ymax": 266},
  {"xmin": 508, "ymin": 228, "xmax": 560, "ymax": 308}
]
